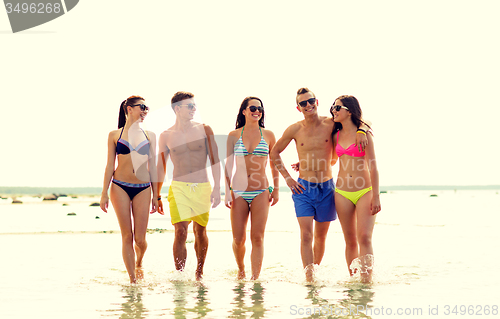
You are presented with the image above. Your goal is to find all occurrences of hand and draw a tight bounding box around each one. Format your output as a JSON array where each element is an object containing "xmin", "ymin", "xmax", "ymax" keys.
[
  {"xmin": 211, "ymin": 189, "xmax": 221, "ymax": 208},
  {"xmin": 269, "ymin": 188, "xmax": 279, "ymax": 206},
  {"xmin": 157, "ymin": 199, "xmax": 165, "ymax": 215},
  {"xmin": 150, "ymin": 198, "xmax": 158, "ymax": 214},
  {"xmin": 224, "ymin": 191, "xmax": 234, "ymax": 209},
  {"xmin": 356, "ymin": 132, "xmax": 368, "ymax": 152},
  {"xmin": 370, "ymin": 196, "xmax": 381, "ymax": 215},
  {"xmin": 291, "ymin": 162, "xmax": 300, "ymax": 172},
  {"xmin": 286, "ymin": 177, "xmax": 306, "ymax": 194},
  {"xmin": 100, "ymin": 194, "xmax": 109, "ymax": 213}
]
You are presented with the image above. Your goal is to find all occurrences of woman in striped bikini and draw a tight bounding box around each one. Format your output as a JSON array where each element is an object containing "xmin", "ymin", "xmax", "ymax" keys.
[{"xmin": 225, "ymin": 96, "xmax": 280, "ymax": 280}]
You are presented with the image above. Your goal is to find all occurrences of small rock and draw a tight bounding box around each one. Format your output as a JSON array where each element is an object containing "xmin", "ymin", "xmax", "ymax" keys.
[
  {"xmin": 12, "ymin": 200, "xmax": 23, "ymax": 204},
  {"xmin": 62, "ymin": 203, "xmax": 69, "ymax": 206},
  {"xmin": 89, "ymin": 202, "xmax": 100, "ymax": 207},
  {"xmin": 95, "ymin": 216, "xmax": 100, "ymax": 219},
  {"xmin": 67, "ymin": 212, "xmax": 76, "ymax": 216},
  {"xmin": 43, "ymin": 194, "xmax": 58, "ymax": 201}
]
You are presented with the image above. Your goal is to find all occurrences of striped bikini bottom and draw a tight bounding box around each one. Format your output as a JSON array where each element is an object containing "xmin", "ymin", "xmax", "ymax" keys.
[{"xmin": 232, "ymin": 186, "xmax": 274, "ymax": 204}]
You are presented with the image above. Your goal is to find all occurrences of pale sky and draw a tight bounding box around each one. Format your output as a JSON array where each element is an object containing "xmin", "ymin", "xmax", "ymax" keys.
[{"xmin": 1, "ymin": 0, "xmax": 499, "ymax": 188}]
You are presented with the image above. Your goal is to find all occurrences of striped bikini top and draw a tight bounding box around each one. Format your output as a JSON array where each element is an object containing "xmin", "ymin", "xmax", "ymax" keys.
[{"xmin": 234, "ymin": 126, "xmax": 269, "ymax": 157}]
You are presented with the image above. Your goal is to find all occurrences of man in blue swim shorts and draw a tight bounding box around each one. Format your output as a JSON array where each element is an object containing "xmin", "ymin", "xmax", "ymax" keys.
[
  {"xmin": 271, "ymin": 88, "xmax": 368, "ymax": 281},
  {"xmin": 293, "ymin": 178, "xmax": 336, "ymax": 222}
]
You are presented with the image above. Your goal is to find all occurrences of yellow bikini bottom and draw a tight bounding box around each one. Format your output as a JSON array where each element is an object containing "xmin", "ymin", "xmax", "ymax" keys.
[{"xmin": 335, "ymin": 187, "xmax": 372, "ymax": 205}]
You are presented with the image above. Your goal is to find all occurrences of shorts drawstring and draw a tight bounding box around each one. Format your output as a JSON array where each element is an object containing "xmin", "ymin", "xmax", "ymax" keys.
[{"xmin": 189, "ymin": 183, "xmax": 199, "ymax": 192}]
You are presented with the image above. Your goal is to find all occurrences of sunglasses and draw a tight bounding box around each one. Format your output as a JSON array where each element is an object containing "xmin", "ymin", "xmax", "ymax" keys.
[
  {"xmin": 298, "ymin": 98, "xmax": 316, "ymax": 107},
  {"xmin": 248, "ymin": 106, "xmax": 263, "ymax": 113},
  {"xmin": 180, "ymin": 103, "xmax": 196, "ymax": 110},
  {"xmin": 330, "ymin": 105, "xmax": 349, "ymax": 112},
  {"xmin": 131, "ymin": 104, "xmax": 149, "ymax": 112}
]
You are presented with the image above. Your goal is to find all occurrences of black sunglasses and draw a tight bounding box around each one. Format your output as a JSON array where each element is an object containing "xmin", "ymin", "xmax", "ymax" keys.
[
  {"xmin": 181, "ymin": 103, "xmax": 196, "ymax": 110},
  {"xmin": 298, "ymin": 98, "xmax": 316, "ymax": 107},
  {"xmin": 330, "ymin": 105, "xmax": 349, "ymax": 112},
  {"xmin": 131, "ymin": 104, "xmax": 149, "ymax": 112},
  {"xmin": 248, "ymin": 106, "xmax": 263, "ymax": 113}
]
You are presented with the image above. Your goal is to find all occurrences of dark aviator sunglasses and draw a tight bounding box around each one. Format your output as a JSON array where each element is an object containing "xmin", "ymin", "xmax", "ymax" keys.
[
  {"xmin": 131, "ymin": 104, "xmax": 149, "ymax": 112},
  {"xmin": 180, "ymin": 103, "xmax": 196, "ymax": 110},
  {"xmin": 298, "ymin": 98, "xmax": 316, "ymax": 107},
  {"xmin": 330, "ymin": 105, "xmax": 349, "ymax": 112},
  {"xmin": 248, "ymin": 106, "xmax": 263, "ymax": 113}
]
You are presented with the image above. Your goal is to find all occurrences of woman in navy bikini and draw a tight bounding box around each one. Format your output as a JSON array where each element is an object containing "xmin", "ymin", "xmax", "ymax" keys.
[
  {"xmin": 331, "ymin": 95, "xmax": 380, "ymax": 283},
  {"xmin": 225, "ymin": 96, "xmax": 280, "ymax": 280},
  {"xmin": 100, "ymin": 95, "xmax": 158, "ymax": 283}
]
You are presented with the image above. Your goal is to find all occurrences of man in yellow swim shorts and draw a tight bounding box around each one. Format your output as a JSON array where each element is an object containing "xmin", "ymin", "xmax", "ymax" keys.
[{"xmin": 157, "ymin": 91, "xmax": 221, "ymax": 280}]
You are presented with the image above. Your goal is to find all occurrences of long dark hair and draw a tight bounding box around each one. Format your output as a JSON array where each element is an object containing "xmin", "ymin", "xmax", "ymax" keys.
[
  {"xmin": 330, "ymin": 95, "xmax": 371, "ymax": 136},
  {"xmin": 235, "ymin": 96, "xmax": 265, "ymax": 129},
  {"xmin": 118, "ymin": 95, "xmax": 145, "ymax": 128}
]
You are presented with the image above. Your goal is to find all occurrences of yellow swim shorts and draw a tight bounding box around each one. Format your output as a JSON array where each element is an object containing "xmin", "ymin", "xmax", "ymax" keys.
[{"xmin": 167, "ymin": 181, "xmax": 211, "ymax": 227}]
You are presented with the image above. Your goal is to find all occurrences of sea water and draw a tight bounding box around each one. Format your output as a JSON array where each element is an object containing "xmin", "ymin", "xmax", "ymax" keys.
[{"xmin": 0, "ymin": 190, "xmax": 499, "ymax": 318}]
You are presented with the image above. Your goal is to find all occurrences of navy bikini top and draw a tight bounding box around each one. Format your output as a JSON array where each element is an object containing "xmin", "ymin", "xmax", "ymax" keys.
[{"xmin": 116, "ymin": 128, "xmax": 150, "ymax": 155}]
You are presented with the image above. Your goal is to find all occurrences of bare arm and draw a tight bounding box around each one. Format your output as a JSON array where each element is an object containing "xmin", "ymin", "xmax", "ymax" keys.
[
  {"xmin": 204, "ymin": 125, "xmax": 221, "ymax": 208},
  {"xmin": 266, "ymin": 130, "xmax": 280, "ymax": 206},
  {"xmin": 364, "ymin": 133, "xmax": 381, "ymax": 214},
  {"xmin": 270, "ymin": 124, "xmax": 305, "ymax": 194},
  {"xmin": 355, "ymin": 120, "xmax": 371, "ymax": 152},
  {"xmin": 147, "ymin": 131, "xmax": 158, "ymax": 214},
  {"xmin": 331, "ymin": 132, "xmax": 339, "ymax": 167},
  {"xmin": 100, "ymin": 131, "xmax": 117, "ymax": 213},
  {"xmin": 224, "ymin": 132, "xmax": 237, "ymax": 208},
  {"xmin": 156, "ymin": 132, "xmax": 170, "ymax": 215}
]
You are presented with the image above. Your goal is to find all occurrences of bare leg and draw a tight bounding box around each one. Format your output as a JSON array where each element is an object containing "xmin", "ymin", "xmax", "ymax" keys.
[
  {"xmin": 231, "ymin": 197, "xmax": 250, "ymax": 280},
  {"xmin": 110, "ymin": 183, "xmax": 136, "ymax": 283},
  {"xmin": 131, "ymin": 187, "xmax": 151, "ymax": 279},
  {"xmin": 173, "ymin": 221, "xmax": 190, "ymax": 271},
  {"xmin": 355, "ymin": 191, "xmax": 376, "ymax": 282},
  {"xmin": 335, "ymin": 192, "xmax": 358, "ymax": 276},
  {"xmin": 297, "ymin": 216, "xmax": 315, "ymax": 282},
  {"xmin": 193, "ymin": 222, "xmax": 208, "ymax": 281},
  {"xmin": 249, "ymin": 190, "xmax": 270, "ymax": 280},
  {"xmin": 312, "ymin": 221, "xmax": 331, "ymax": 265}
]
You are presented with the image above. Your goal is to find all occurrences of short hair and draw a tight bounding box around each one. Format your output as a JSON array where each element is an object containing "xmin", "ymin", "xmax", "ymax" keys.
[
  {"xmin": 171, "ymin": 91, "xmax": 194, "ymax": 111},
  {"xmin": 296, "ymin": 87, "xmax": 315, "ymax": 103}
]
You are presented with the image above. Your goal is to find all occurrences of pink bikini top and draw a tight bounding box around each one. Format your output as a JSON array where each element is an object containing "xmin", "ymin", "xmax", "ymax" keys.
[{"xmin": 335, "ymin": 131, "xmax": 365, "ymax": 157}]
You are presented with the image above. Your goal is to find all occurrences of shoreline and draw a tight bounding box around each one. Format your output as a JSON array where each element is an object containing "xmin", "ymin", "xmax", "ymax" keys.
[{"xmin": 2, "ymin": 185, "xmax": 500, "ymax": 197}]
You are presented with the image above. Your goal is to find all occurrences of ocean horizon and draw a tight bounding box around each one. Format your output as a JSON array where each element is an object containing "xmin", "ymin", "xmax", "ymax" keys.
[{"xmin": 1, "ymin": 184, "xmax": 500, "ymax": 197}]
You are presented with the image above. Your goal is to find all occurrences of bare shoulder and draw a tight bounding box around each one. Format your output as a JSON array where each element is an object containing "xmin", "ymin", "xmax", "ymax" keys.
[
  {"xmin": 202, "ymin": 123, "xmax": 214, "ymax": 135},
  {"xmin": 321, "ymin": 116, "xmax": 334, "ymax": 126},
  {"xmin": 108, "ymin": 129, "xmax": 120, "ymax": 141},
  {"xmin": 159, "ymin": 128, "xmax": 175, "ymax": 141},
  {"xmin": 262, "ymin": 128, "xmax": 276, "ymax": 139},
  {"xmin": 284, "ymin": 121, "xmax": 302, "ymax": 136},
  {"xmin": 228, "ymin": 127, "xmax": 242, "ymax": 138},
  {"xmin": 146, "ymin": 130, "xmax": 156, "ymax": 140}
]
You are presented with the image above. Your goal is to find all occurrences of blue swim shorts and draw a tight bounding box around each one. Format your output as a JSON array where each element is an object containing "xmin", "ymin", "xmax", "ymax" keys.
[{"xmin": 292, "ymin": 178, "xmax": 337, "ymax": 222}]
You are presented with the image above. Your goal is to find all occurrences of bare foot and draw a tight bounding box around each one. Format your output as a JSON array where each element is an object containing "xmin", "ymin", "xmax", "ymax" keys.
[
  {"xmin": 237, "ymin": 269, "xmax": 246, "ymax": 280},
  {"xmin": 304, "ymin": 264, "xmax": 315, "ymax": 283},
  {"xmin": 135, "ymin": 267, "xmax": 144, "ymax": 280},
  {"xmin": 360, "ymin": 272, "xmax": 372, "ymax": 284},
  {"xmin": 195, "ymin": 270, "xmax": 203, "ymax": 281}
]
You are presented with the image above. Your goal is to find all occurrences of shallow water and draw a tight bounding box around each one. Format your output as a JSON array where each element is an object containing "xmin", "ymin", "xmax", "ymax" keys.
[{"xmin": 1, "ymin": 190, "xmax": 499, "ymax": 318}]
